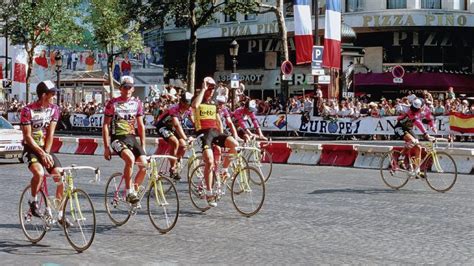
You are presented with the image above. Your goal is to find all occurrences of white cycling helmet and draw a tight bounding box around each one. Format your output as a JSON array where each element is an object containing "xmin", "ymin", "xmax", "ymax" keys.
[{"xmin": 411, "ymin": 98, "xmax": 422, "ymax": 109}]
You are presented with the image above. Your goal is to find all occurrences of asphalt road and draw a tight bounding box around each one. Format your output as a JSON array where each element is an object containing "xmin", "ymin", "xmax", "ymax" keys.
[{"xmin": 0, "ymin": 154, "xmax": 473, "ymax": 264}]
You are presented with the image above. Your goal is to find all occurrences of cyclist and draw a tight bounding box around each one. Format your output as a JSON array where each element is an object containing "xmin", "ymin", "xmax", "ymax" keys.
[
  {"xmin": 232, "ymin": 98, "xmax": 267, "ymax": 142},
  {"xmin": 20, "ymin": 81, "xmax": 63, "ymax": 221},
  {"xmin": 216, "ymin": 95, "xmax": 241, "ymax": 142},
  {"xmin": 155, "ymin": 91, "xmax": 194, "ymax": 180},
  {"xmin": 191, "ymin": 77, "xmax": 239, "ymax": 207},
  {"xmin": 102, "ymin": 76, "xmax": 147, "ymax": 204},
  {"xmin": 394, "ymin": 98, "xmax": 436, "ymax": 173}
]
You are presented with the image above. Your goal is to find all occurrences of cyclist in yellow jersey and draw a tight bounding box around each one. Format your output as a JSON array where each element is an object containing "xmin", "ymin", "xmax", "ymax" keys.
[{"xmin": 191, "ymin": 77, "xmax": 238, "ymax": 207}]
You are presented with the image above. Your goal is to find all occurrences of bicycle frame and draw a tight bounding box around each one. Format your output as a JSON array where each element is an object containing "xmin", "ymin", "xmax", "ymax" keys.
[{"xmin": 403, "ymin": 141, "xmax": 446, "ymax": 176}]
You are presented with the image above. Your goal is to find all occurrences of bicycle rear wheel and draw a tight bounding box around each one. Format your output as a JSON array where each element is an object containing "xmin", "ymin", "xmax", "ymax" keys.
[
  {"xmin": 19, "ymin": 185, "xmax": 47, "ymax": 243},
  {"xmin": 231, "ymin": 166, "xmax": 265, "ymax": 217},
  {"xmin": 188, "ymin": 164, "xmax": 211, "ymax": 212},
  {"xmin": 380, "ymin": 150, "xmax": 410, "ymax": 190},
  {"xmin": 424, "ymin": 151, "xmax": 457, "ymax": 192},
  {"xmin": 63, "ymin": 188, "xmax": 96, "ymax": 252},
  {"xmin": 104, "ymin": 172, "xmax": 131, "ymax": 226},
  {"xmin": 147, "ymin": 176, "xmax": 179, "ymax": 233},
  {"xmin": 248, "ymin": 148, "xmax": 273, "ymax": 183}
]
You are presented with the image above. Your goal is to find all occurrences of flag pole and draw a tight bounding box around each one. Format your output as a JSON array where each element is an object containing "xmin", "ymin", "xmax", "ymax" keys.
[{"xmin": 312, "ymin": 0, "xmax": 319, "ymax": 116}]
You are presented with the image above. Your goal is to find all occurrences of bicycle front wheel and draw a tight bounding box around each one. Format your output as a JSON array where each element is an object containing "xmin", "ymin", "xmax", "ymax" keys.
[
  {"xmin": 63, "ymin": 188, "xmax": 96, "ymax": 252},
  {"xmin": 246, "ymin": 149, "xmax": 273, "ymax": 183},
  {"xmin": 188, "ymin": 164, "xmax": 211, "ymax": 212},
  {"xmin": 104, "ymin": 172, "xmax": 131, "ymax": 226},
  {"xmin": 231, "ymin": 166, "xmax": 265, "ymax": 217},
  {"xmin": 148, "ymin": 176, "xmax": 179, "ymax": 233},
  {"xmin": 380, "ymin": 150, "xmax": 410, "ymax": 190},
  {"xmin": 424, "ymin": 151, "xmax": 457, "ymax": 192},
  {"xmin": 19, "ymin": 185, "xmax": 47, "ymax": 243},
  {"xmin": 187, "ymin": 154, "xmax": 202, "ymax": 182}
]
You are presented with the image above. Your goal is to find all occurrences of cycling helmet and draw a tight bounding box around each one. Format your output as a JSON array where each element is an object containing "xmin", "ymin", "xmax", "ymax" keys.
[
  {"xmin": 180, "ymin": 92, "xmax": 193, "ymax": 105},
  {"xmin": 410, "ymin": 98, "xmax": 422, "ymax": 112}
]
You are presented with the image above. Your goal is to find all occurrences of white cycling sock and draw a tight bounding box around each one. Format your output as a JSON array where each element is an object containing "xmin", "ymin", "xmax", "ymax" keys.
[
  {"xmin": 127, "ymin": 188, "xmax": 135, "ymax": 195},
  {"xmin": 58, "ymin": 210, "xmax": 63, "ymax": 219},
  {"xmin": 30, "ymin": 195, "xmax": 38, "ymax": 202}
]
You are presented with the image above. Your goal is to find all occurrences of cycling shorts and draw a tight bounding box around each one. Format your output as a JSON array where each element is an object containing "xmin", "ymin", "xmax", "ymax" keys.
[
  {"xmin": 111, "ymin": 135, "xmax": 146, "ymax": 158},
  {"xmin": 393, "ymin": 122, "xmax": 415, "ymax": 140},
  {"xmin": 197, "ymin": 129, "xmax": 229, "ymax": 150},
  {"xmin": 22, "ymin": 145, "xmax": 61, "ymax": 171}
]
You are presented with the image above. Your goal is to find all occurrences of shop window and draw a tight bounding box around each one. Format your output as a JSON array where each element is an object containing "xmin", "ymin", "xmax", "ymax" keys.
[
  {"xmin": 284, "ymin": 0, "xmax": 293, "ymax": 18},
  {"xmin": 245, "ymin": 13, "xmax": 257, "ymax": 21},
  {"xmin": 421, "ymin": 0, "xmax": 441, "ymax": 9},
  {"xmin": 346, "ymin": 0, "xmax": 365, "ymax": 12},
  {"xmin": 387, "ymin": 0, "xmax": 406, "ymax": 9}
]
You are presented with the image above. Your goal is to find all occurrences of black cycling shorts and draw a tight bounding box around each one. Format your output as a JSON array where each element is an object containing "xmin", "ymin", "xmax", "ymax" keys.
[
  {"xmin": 111, "ymin": 135, "xmax": 147, "ymax": 158},
  {"xmin": 197, "ymin": 129, "xmax": 229, "ymax": 150},
  {"xmin": 393, "ymin": 122, "xmax": 415, "ymax": 140},
  {"xmin": 22, "ymin": 145, "xmax": 62, "ymax": 172}
]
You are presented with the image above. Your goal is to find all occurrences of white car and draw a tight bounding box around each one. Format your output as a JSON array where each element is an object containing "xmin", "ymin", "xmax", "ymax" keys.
[{"xmin": 0, "ymin": 116, "xmax": 24, "ymax": 160}]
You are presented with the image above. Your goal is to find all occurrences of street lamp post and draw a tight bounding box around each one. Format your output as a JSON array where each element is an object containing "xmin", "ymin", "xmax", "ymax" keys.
[
  {"xmin": 229, "ymin": 39, "xmax": 239, "ymax": 111},
  {"xmin": 54, "ymin": 51, "xmax": 62, "ymax": 105}
]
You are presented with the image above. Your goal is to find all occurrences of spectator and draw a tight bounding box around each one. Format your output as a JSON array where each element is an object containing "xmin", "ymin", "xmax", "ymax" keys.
[
  {"xmin": 446, "ymin": 86, "xmax": 456, "ymax": 100},
  {"xmin": 121, "ymin": 55, "xmax": 132, "ymax": 76}
]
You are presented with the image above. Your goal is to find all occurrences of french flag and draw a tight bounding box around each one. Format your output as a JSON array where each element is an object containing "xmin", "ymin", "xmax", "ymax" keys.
[
  {"xmin": 293, "ymin": 0, "xmax": 313, "ymax": 65},
  {"xmin": 322, "ymin": 0, "xmax": 341, "ymax": 69}
]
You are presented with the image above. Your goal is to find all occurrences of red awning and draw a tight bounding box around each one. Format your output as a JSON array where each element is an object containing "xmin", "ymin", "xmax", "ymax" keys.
[{"xmin": 354, "ymin": 72, "xmax": 474, "ymax": 92}]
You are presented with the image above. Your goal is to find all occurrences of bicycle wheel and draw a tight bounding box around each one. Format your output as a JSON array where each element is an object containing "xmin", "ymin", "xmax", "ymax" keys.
[
  {"xmin": 188, "ymin": 164, "xmax": 211, "ymax": 212},
  {"xmin": 63, "ymin": 188, "xmax": 96, "ymax": 252},
  {"xmin": 147, "ymin": 176, "xmax": 179, "ymax": 233},
  {"xmin": 19, "ymin": 185, "xmax": 47, "ymax": 243},
  {"xmin": 424, "ymin": 151, "xmax": 458, "ymax": 192},
  {"xmin": 231, "ymin": 166, "xmax": 265, "ymax": 217},
  {"xmin": 248, "ymin": 148, "xmax": 273, "ymax": 183},
  {"xmin": 104, "ymin": 172, "xmax": 131, "ymax": 226},
  {"xmin": 380, "ymin": 150, "xmax": 410, "ymax": 190}
]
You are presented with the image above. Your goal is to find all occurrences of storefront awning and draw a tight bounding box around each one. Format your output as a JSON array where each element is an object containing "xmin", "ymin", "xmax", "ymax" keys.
[{"xmin": 354, "ymin": 72, "xmax": 474, "ymax": 92}]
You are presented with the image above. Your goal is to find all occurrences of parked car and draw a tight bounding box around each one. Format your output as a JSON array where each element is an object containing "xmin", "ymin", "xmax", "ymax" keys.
[{"xmin": 0, "ymin": 116, "xmax": 23, "ymax": 160}]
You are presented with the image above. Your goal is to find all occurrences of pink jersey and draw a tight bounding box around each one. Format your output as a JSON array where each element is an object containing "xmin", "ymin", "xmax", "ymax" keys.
[
  {"xmin": 104, "ymin": 96, "xmax": 143, "ymax": 136},
  {"xmin": 20, "ymin": 102, "xmax": 60, "ymax": 146},
  {"xmin": 155, "ymin": 104, "xmax": 191, "ymax": 128},
  {"xmin": 397, "ymin": 107, "xmax": 434, "ymax": 134},
  {"xmin": 233, "ymin": 107, "xmax": 260, "ymax": 129}
]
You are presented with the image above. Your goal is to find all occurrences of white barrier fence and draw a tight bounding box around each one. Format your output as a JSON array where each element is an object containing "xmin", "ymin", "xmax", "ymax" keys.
[{"xmin": 5, "ymin": 111, "xmax": 460, "ymax": 136}]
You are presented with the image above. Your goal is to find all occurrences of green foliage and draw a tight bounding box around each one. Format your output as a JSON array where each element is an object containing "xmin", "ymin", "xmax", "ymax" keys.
[
  {"xmin": 0, "ymin": 0, "xmax": 82, "ymax": 49},
  {"xmin": 87, "ymin": 0, "xmax": 143, "ymax": 55}
]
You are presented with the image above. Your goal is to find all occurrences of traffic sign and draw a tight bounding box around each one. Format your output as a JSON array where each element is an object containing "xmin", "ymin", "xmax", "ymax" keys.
[
  {"xmin": 281, "ymin": 60, "xmax": 293, "ymax": 75},
  {"xmin": 282, "ymin": 74, "xmax": 293, "ymax": 81},
  {"xmin": 393, "ymin": 77, "xmax": 403, "ymax": 83},
  {"xmin": 231, "ymin": 73, "xmax": 239, "ymax": 89},
  {"xmin": 312, "ymin": 46, "xmax": 324, "ymax": 75},
  {"xmin": 391, "ymin": 65, "xmax": 405, "ymax": 78}
]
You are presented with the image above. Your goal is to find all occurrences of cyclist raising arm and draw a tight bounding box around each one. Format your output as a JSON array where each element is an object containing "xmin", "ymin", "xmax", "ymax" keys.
[
  {"xmin": 233, "ymin": 98, "xmax": 267, "ymax": 142},
  {"xmin": 394, "ymin": 98, "xmax": 435, "ymax": 169},
  {"xmin": 20, "ymin": 81, "xmax": 63, "ymax": 219},
  {"xmin": 191, "ymin": 77, "xmax": 239, "ymax": 207},
  {"xmin": 102, "ymin": 76, "xmax": 147, "ymax": 204},
  {"xmin": 155, "ymin": 91, "xmax": 194, "ymax": 180}
]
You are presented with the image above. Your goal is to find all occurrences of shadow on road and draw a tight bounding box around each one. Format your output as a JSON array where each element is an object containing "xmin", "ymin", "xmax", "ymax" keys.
[
  {"xmin": 309, "ymin": 188, "xmax": 404, "ymax": 195},
  {"xmin": 0, "ymin": 240, "xmax": 75, "ymax": 256}
]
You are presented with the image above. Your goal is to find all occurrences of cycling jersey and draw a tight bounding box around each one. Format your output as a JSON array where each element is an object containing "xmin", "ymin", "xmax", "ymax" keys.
[
  {"xmin": 218, "ymin": 106, "xmax": 231, "ymax": 132},
  {"xmin": 232, "ymin": 107, "xmax": 260, "ymax": 130},
  {"xmin": 20, "ymin": 102, "xmax": 60, "ymax": 147},
  {"xmin": 194, "ymin": 103, "xmax": 218, "ymax": 132},
  {"xmin": 104, "ymin": 96, "xmax": 143, "ymax": 136},
  {"xmin": 396, "ymin": 108, "xmax": 434, "ymax": 135},
  {"xmin": 155, "ymin": 104, "xmax": 191, "ymax": 129}
]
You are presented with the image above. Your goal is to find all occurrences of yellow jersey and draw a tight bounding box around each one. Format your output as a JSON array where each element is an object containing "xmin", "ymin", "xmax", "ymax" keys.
[{"xmin": 194, "ymin": 104, "xmax": 218, "ymax": 131}]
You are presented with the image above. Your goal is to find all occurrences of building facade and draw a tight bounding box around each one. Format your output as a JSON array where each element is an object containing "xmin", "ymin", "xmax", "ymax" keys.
[{"xmin": 163, "ymin": 0, "xmax": 474, "ymax": 99}]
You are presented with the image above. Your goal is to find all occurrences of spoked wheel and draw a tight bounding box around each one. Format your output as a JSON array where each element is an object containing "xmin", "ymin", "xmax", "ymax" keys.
[
  {"xmin": 380, "ymin": 150, "xmax": 410, "ymax": 190},
  {"xmin": 19, "ymin": 185, "xmax": 47, "ymax": 243},
  {"xmin": 188, "ymin": 164, "xmax": 211, "ymax": 212},
  {"xmin": 424, "ymin": 151, "xmax": 458, "ymax": 192},
  {"xmin": 104, "ymin": 172, "xmax": 131, "ymax": 226},
  {"xmin": 147, "ymin": 176, "xmax": 179, "ymax": 233},
  {"xmin": 63, "ymin": 188, "xmax": 96, "ymax": 252},
  {"xmin": 231, "ymin": 166, "xmax": 265, "ymax": 217},
  {"xmin": 246, "ymin": 149, "xmax": 273, "ymax": 183}
]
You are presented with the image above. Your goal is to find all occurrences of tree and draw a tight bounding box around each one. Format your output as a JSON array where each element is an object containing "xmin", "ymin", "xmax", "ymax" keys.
[
  {"xmin": 0, "ymin": 0, "xmax": 83, "ymax": 103},
  {"xmin": 87, "ymin": 0, "xmax": 143, "ymax": 99}
]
